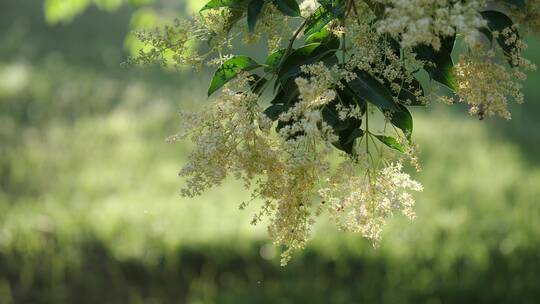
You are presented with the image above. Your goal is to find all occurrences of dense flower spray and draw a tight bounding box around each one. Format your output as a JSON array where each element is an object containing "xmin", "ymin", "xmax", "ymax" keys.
[{"xmin": 131, "ymin": 0, "xmax": 538, "ymax": 264}]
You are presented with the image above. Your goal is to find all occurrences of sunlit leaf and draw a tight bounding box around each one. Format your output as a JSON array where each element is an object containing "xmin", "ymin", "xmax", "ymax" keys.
[
  {"xmin": 264, "ymin": 48, "xmax": 286, "ymax": 72},
  {"xmin": 306, "ymin": 27, "xmax": 340, "ymax": 50},
  {"xmin": 304, "ymin": 6, "xmax": 333, "ymax": 36},
  {"xmin": 200, "ymin": 0, "xmax": 248, "ymax": 11},
  {"xmin": 374, "ymin": 135, "xmax": 404, "ymax": 153},
  {"xmin": 208, "ymin": 56, "xmax": 261, "ymax": 96}
]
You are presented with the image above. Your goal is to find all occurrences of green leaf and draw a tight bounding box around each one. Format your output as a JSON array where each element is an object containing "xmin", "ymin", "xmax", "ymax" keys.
[
  {"xmin": 348, "ymin": 70, "xmax": 398, "ymax": 111},
  {"xmin": 303, "ymin": 0, "xmax": 346, "ymax": 36},
  {"xmin": 208, "ymin": 56, "xmax": 261, "ymax": 96},
  {"xmin": 273, "ymin": 0, "xmax": 300, "ymax": 17},
  {"xmin": 306, "ymin": 27, "xmax": 340, "ymax": 50},
  {"xmin": 318, "ymin": 0, "xmax": 346, "ymax": 19},
  {"xmin": 277, "ymin": 43, "xmax": 336, "ymax": 81},
  {"xmin": 264, "ymin": 48, "xmax": 286, "ymax": 72},
  {"xmin": 304, "ymin": 6, "xmax": 333, "ymax": 36},
  {"xmin": 201, "ymin": 0, "xmax": 248, "ymax": 11},
  {"xmin": 413, "ymin": 43, "xmax": 457, "ymax": 91},
  {"xmin": 480, "ymin": 10, "xmax": 519, "ymax": 67},
  {"xmin": 247, "ymin": 0, "xmax": 265, "ymax": 32},
  {"xmin": 385, "ymin": 104, "xmax": 413, "ymax": 140},
  {"xmin": 374, "ymin": 135, "xmax": 404, "ymax": 153}
]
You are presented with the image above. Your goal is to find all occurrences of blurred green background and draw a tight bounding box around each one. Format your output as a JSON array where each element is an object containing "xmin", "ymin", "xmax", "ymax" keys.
[{"xmin": 1, "ymin": 1, "xmax": 540, "ymax": 303}]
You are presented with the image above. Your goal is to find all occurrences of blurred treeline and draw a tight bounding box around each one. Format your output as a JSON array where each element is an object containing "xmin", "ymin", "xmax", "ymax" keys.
[{"xmin": 1, "ymin": 0, "xmax": 540, "ymax": 303}]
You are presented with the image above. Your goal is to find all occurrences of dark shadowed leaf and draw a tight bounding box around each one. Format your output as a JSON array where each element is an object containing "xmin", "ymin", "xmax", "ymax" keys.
[
  {"xmin": 481, "ymin": 10, "xmax": 519, "ymax": 67},
  {"xmin": 277, "ymin": 43, "xmax": 336, "ymax": 81},
  {"xmin": 263, "ymin": 103, "xmax": 289, "ymax": 120},
  {"xmin": 348, "ymin": 70, "xmax": 398, "ymax": 111},
  {"xmin": 247, "ymin": 0, "xmax": 265, "ymax": 32},
  {"xmin": 413, "ymin": 43, "xmax": 457, "ymax": 91},
  {"xmin": 271, "ymin": 77, "xmax": 300, "ymax": 104},
  {"xmin": 396, "ymin": 77, "xmax": 425, "ymax": 106},
  {"xmin": 335, "ymin": 128, "xmax": 364, "ymax": 154},
  {"xmin": 248, "ymin": 74, "xmax": 268, "ymax": 94},
  {"xmin": 274, "ymin": 0, "xmax": 301, "ymax": 17}
]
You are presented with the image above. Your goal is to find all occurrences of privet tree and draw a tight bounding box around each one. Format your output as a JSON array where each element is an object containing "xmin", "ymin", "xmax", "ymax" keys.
[{"xmin": 129, "ymin": 0, "xmax": 538, "ymax": 265}]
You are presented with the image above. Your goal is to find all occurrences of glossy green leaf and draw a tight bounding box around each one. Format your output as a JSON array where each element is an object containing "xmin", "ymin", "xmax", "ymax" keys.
[
  {"xmin": 264, "ymin": 48, "xmax": 286, "ymax": 72},
  {"xmin": 274, "ymin": 0, "xmax": 300, "ymax": 17},
  {"xmin": 247, "ymin": 0, "xmax": 265, "ymax": 32},
  {"xmin": 374, "ymin": 135, "xmax": 404, "ymax": 153},
  {"xmin": 304, "ymin": 6, "xmax": 333, "ymax": 36},
  {"xmin": 306, "ymin": 27, "xmax": 340, "ymax": 50},
  {"xmin": 348, "ymin": 70, "xmax": 398, "ymax": 111},
  {"xmin": 208, "ymin": 56, "xmax": 261, "ymax": 96}
]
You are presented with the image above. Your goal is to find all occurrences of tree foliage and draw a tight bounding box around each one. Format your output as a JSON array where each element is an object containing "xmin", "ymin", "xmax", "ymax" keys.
[{"xmin": 129, "ymin": 0, "xmax": 538, "ymax": 264}]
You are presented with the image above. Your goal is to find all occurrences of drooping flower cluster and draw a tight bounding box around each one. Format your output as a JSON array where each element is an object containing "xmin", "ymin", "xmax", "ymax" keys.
[
  {"xmin": 445, "ymin": 26, "xmax": 536, "ymax": 119},
  {"xmin": 320, "ymin": 161, "xmax": 422, "ymax": 242},
  {"xmin": 131, "ymin": 0, "xmax": 539, "ymax": 264},
  {"xmin": 453, "ymin": 48, "xmax": 523, "ymax": 120}
]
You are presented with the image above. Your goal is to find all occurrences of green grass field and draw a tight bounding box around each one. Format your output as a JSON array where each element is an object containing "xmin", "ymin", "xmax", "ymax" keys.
[{"xmin": 1, "ymin": 1, "xmax": 540, "ymax": 303}]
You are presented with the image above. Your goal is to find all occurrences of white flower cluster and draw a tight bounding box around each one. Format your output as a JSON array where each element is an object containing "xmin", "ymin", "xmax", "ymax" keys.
[
  {"xmin": 375, "ymin": 0, "xmax": 487, "ymax": 49},
  {"xmin": 299, "ymin": 0, "xmax": 321, "ymax": 17},
  {"xmin": 320, "ymin": 161, "xmax": 422, "ymax": 242}
]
